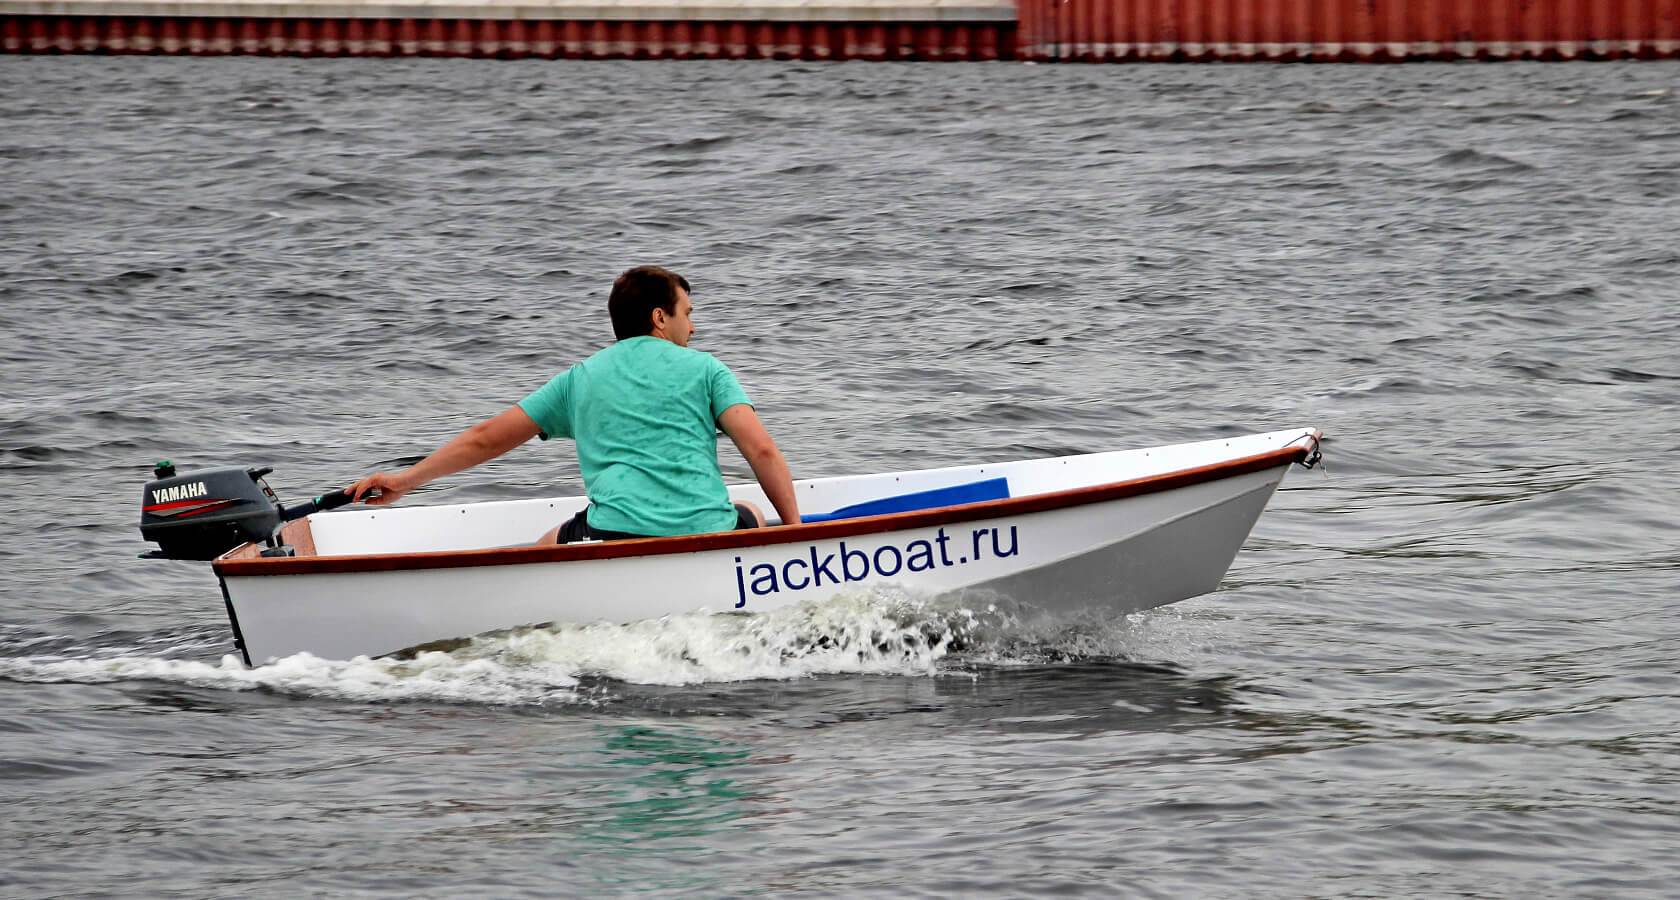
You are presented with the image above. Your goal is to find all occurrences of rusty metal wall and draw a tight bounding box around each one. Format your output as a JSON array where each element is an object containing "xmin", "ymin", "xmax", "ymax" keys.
[{"xmin": 0, "ymin": 15, "xmax": 1015, "ymax": 59}]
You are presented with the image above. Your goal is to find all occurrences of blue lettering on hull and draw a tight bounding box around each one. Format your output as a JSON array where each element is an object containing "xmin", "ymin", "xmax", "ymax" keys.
[{"xmin": 732, "ymin": 525, "xmax": 1019, "ymax": 609}]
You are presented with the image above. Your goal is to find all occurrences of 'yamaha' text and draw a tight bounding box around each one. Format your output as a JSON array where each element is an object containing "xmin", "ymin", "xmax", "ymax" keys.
[{"xmin": 151, "ymin": 482, "xmax": 208, "ymax": 505}]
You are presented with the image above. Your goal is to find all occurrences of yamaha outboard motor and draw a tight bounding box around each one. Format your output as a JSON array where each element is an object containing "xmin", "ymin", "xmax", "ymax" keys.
[{"xmin": 139, "ymin": 461, "xmax": 353, "ymax": 560}]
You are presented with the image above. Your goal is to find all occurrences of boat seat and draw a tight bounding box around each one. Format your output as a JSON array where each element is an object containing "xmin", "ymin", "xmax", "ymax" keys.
[{"xmin": 801, "ymin": 477, "xmax": 1010, "ymax": 523}]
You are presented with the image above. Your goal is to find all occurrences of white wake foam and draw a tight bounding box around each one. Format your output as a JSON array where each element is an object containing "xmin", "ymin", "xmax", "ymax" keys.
[
  {"xmin": 469, "ymin": 585, "xmax": 1000, "ymax": 684},
  {"xmin": 0, "ymin": 586, "xmax": 1207, "ymax": 705},
  {"xmin": 0, "ymin": 647, "xmax": 586, "ymax": 705}
]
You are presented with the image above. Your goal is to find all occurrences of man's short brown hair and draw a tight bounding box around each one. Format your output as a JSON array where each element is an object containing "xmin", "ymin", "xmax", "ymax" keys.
[{"xmin": 607, "ymin": 266, "xmax": 691, "ymax": 340}]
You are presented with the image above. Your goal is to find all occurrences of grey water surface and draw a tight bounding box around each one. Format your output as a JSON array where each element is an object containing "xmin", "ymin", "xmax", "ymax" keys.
[{"xmin": 1, "ymin": 57, "xmax": 1677, "ymax": 898}]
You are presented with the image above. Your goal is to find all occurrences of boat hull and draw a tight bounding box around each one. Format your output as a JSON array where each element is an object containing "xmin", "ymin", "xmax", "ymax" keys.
[{"xmin": 214, "ymin": 429, "xmax": 1319, "ymax": 664}]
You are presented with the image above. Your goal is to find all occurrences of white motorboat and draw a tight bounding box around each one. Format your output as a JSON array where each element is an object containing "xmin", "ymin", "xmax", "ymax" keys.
[{"xmin": 142, "ymin": 427, "xmax": 1322, "ymax": 664}]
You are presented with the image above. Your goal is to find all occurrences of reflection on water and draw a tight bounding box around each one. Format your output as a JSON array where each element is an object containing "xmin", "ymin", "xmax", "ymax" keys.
[{"xmin": 584, "ymin": 724, "xmax": 766, "ymax": 847}]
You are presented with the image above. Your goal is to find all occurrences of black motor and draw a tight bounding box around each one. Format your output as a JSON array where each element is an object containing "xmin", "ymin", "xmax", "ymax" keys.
[{"xmin": 139, "ymin": 461, "xmax": 353, "ymax": 560}]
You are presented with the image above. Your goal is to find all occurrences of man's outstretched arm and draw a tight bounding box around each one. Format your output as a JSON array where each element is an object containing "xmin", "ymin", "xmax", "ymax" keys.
[
  {"xmin": 718, "ymin": 404, "xmax": 801, "ymax": 526},
  {"xmin": 350, "ymin": 406, "xmax": 542, "ymax": 506}
]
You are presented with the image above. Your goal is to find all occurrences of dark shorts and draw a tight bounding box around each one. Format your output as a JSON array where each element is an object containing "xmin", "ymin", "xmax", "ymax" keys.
[{"xmin": 555, "ymin": 503, "xmax": 759, "ymax": 544}]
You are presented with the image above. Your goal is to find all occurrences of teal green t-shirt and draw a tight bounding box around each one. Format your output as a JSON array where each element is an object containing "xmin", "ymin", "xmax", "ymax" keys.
[{"xmin": 517, "ymin": 336, "xmax": 752, "ymax": 537}]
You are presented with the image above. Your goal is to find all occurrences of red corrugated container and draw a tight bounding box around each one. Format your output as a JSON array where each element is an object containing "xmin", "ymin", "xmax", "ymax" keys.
[{"xmin": 1014, "ymin": 0, "xmax": 1680, "ymax": 59}]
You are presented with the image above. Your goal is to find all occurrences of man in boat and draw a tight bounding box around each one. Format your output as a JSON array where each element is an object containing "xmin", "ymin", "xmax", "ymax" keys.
[{"xmin": 348, "ymin": 265, "xmax": 802, "ymax": 543}]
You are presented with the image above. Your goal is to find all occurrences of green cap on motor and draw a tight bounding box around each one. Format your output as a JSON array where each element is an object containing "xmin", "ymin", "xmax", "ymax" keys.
[{"xmin": 154, "ymin": 461, "xmax": 176, "ymax": 479}]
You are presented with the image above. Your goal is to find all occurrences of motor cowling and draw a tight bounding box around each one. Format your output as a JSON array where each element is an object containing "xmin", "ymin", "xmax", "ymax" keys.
[{"xmin": 139, "ymin": 462, "xmax": 284, "ymax": 560}]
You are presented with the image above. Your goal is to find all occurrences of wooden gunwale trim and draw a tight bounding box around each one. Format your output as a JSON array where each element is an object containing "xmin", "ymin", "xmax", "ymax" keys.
[{"xmin": 214, "ymin": 440, "xmax": 1314, "ymax": 578}]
